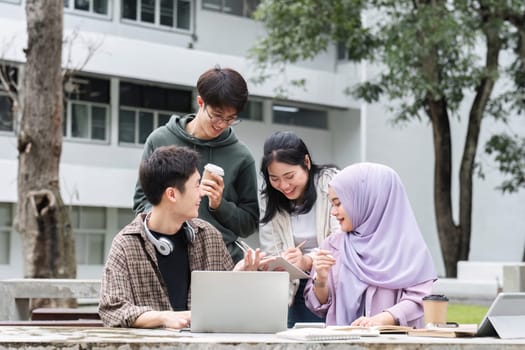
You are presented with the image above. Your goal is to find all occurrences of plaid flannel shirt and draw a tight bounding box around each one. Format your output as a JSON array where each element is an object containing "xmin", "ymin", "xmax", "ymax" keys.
[{"xmin": 98, "ymin": 213, "xmax": 234, "ymax": 327}]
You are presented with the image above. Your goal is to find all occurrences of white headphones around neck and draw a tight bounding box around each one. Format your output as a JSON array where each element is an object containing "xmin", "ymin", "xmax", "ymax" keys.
[{"xmin": 143, "ymin": 213, "xmax": 195, "ymax": 256}]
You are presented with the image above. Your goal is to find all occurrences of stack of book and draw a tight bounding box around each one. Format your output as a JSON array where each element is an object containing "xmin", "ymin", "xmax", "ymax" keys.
[
  {"xmin": 276, "ymin": 325, "xmax": 414, "ymax": 341},
  {"xmin": 329, "ymin": 325, "xmax": 414, "ymax": 334},
  {"xmin": 407, "ymin": 324, "xmax": 478, "ymax": 338}
]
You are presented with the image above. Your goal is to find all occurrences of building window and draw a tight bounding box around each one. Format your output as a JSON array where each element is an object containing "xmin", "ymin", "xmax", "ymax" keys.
[
  {"xmin": 337, "ymin": 42, "xmax": 348, "ymax": 61},
  {"xmin": 119, "ymin": 81, "xmax": 192, "ymax": 145},
  {"xmin": 272, "ymin": 103, "xmax": 328, "ymax": 129},
  {"xmin": 0, "ymin": 95, "xmax": 13, "ymax": 132},
  {"xmin": 64, "ymin": 0, "xmax": 111, "ymax": 16},
  {"xmin": 0, "ymin": 65, "xmax": 17, "ymax": 132},
  {"xmin": 117, "ymin": 208, "xmax": 135, "ymax": 229},
  {"xmin": 71, "ymin": 206, "xmax": 106, "ymax": 265},
  {"xmin": 202, "ymin": 0, "xmax": 260, "ymax": 18},
  {"xmin": 63, "ymin": 75, "xmax": 110, "ymax": 142},
  {"xmin": 122, "ymin": 0, "xmax": 192, "ymax": 31},
  {"xmin": 238, "ymin": 99, "xmax": 263, "ymax": 121},
  {"xmin": 0, "ymin": 203, "xmax": 13, "ymax": 265}
]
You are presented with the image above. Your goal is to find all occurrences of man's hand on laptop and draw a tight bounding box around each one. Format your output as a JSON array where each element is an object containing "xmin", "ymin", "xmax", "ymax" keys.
[
  {"xmin": 133, "ymin": 310, "xmax": 191, "ymax": 329},
  {"xmin": 162, "ymin": 310, "xmax": 191, "ymax": 329}
]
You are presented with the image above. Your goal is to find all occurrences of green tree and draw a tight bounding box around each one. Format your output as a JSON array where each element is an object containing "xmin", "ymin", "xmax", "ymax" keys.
[{"xmin": 251, "ymin": 0, "xmax": 525, "ymax": 276}]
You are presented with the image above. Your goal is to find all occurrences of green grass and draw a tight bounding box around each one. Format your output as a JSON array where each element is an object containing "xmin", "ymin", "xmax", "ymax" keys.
[{"xmin": 447, "ymin": 303, "xmax": 489, "ymax": 324}]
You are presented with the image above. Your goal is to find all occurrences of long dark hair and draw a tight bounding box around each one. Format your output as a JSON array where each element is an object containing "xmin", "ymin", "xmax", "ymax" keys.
[{"xmin": 260, "ymin": 131, "xmax": 331, "ymax": 224}]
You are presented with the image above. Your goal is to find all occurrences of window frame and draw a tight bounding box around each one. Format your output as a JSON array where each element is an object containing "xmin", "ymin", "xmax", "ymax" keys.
[
  {"xmin": 71, "ymin": 206, "xmax": 107, "ymax": 266},
  {"xmin": 64, "ymin": 0, "xmax": 113, "ymax": 19},
  {"xmin": 63, "ymin": 100, "xmax": 111, "ymax": 144},
  {"xmin": 238, "ymin": 98, "xmax": 264, "ymax": 122},
  {"xmin": 0, "ymin": 203, "xmax": 13, "ymax": 265},
  {"xmin": 121, "ymin": 0, "xmax": 193, "ymax": 33},
  {"xmin": 118, "ymin": 106, "xmax": 174, "ymax": 145},
  {"xmin": 271, "ymin": 102, "xmax": 329, "ymax": 130},
  {"xmin": 201, "ymin": 0, "xmax": 260, "ymax": 19},
  {"xmin": 0, "ymin": 64, "xmax": 18, "ymax": 134},
  {"xmin": 0, "ymin": 93, "xmax": 14, "ymax": 134}
]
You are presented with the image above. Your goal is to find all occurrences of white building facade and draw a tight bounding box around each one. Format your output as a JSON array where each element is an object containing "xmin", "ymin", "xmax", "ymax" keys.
[{"xmin": 0, "ymin": 0, "xmax": 523, "ymax": 279}]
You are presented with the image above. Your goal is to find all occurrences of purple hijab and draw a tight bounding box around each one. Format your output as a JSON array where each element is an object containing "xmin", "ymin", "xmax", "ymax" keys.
[{"xmin": 330, "ymin": 163, "xmax": 436, "ymax": 325}]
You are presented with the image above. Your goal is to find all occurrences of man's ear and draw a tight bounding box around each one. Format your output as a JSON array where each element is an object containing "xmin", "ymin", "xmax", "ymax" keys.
[{"xmin": 165, "ymin": 187, "xmax": 177, "ymax": 202}]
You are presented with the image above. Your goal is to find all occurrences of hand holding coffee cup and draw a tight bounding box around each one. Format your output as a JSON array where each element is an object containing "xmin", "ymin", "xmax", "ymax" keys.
[
  {"xmin": 202, "ymin": 163, "xmax": 224, "ymax": 183},
  {"xmin": 201, "ymin": 163, "xmax": 225, "ymax": 209},
  {"xmin": 422, "ymin": 294, "xmax": 449, "ymax": 327}
]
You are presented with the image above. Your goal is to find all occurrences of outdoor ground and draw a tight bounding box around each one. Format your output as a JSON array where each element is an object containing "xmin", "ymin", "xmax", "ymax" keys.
[{"xmin": 448, "ymin": 303, "xmax": 489, "ymax": 324}]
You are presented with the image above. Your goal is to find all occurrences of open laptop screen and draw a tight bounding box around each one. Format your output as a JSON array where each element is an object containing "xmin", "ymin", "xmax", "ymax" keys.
[
  {"xmin": 190, "ymin": 271, "xmax": 289, "ymax": 333},
  {"xmin": 477, "ymin": 293, "xmax": 525, "ymax": 337}
]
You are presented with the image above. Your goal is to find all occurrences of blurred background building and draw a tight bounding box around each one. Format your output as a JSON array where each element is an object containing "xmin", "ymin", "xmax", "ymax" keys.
[{"xmin": 0, "ymin": 0, "xmax": 523, "ymax": 279}]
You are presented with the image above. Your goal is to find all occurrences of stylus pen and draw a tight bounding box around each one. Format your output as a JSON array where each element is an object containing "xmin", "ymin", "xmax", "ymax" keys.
[
  {"xmin": 234, "ymin": 240, "xmax": 252, "ymax": 254},
  {"xmin": 234, "ymin": 240, "xmax": 261, "ymax": 262},
  {"xmin": 312, "ymin": 248, "xmax": 334, "ymax": 259},
  {"xmin": 295, "ymin": 240, "xmax": 308, "ymax": 250},
  {"xmin": 434, "ymin": 322, "xmax": 459, "ymax": 328}
]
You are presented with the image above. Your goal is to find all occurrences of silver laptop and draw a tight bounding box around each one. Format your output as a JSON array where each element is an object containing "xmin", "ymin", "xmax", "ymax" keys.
[
  {"xmin": 477, "ymin": 293, "xmax": 525, "ymax": 338},
  {"xmin": 190, "ymin": 270, "xmax": 289, "ymax": 333}
]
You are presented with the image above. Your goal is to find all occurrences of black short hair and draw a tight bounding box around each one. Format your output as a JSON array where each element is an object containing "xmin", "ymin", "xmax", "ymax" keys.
[
  {"xmin": 139, "ymin": 146, "xmax": 200, "ymax": 206},
  {"xmin": 197, "ymin": 65, "xmax": 248, "ymax": 114}
]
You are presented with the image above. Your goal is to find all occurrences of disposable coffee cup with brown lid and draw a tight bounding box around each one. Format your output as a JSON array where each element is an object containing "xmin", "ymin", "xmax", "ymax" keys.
[
  {"xmin": 422, "ymin": 294, "xmax": 449, "ymax": 326},
  {"xmin": 202, "ymin": 163, "xmax": 224, "ymax": 183}
]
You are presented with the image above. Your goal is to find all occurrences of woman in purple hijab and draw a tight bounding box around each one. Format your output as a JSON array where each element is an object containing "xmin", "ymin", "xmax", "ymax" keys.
[{"xmin": 304, "ymin": 163, "xmax": 437, "ymax": 327}]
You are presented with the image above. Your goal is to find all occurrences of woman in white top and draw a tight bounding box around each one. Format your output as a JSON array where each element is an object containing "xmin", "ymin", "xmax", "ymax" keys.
[{"xmin": 259, "ymin": 131, "xmax": 340, "ymax": 327}]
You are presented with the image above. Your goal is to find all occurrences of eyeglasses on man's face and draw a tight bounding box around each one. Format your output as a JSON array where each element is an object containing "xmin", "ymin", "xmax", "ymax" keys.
[{"xmin": 204, "ymin": 104, "xmax": 241, "ymax": 126}]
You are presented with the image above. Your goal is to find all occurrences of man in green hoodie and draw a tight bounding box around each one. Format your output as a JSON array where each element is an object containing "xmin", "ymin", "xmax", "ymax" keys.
[{"xmin": 133, "ymin": 66, "xmax": 259, "ymax": 263}]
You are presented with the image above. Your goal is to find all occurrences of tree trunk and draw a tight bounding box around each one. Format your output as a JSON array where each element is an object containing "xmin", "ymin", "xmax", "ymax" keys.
[
  {"xmin": 416, "ymin": 6, "xmax": 462, "ymax": 277},
  {"xmin": 424, "ymin": 3, "xmax": 502, "ymax": 277},
  {"xmin": 16, "ymin": 0, "xmax": 76, "ymax": 313},
  {"xmin": 454, "ymin": 13, "xmax": 501, "ymax": 276},
  {"xmin": 429, "ymin": 100, "xmax": 461, "ymax": 277}
]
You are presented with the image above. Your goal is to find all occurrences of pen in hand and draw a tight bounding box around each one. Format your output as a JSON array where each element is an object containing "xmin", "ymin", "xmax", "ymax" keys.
[
  {"xmin": 312, "ymin": 247, "xmax": 335, "ymax": 259},
  {"xmin": 295, "ymin": 240, "xmax": 308, "ymax": 250},
  {"xmin": 234, "ymin": 240, "xmax": 250, "ymax": 253}
]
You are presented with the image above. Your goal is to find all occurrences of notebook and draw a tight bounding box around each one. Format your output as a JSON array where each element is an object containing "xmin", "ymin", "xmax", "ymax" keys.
[
  {"xmin": 277, "ymin": 327, "xmax": 379, "ymax": 341},
  {"xmin": 407, "ymin": 324, "xmax": 478, "ymax": 338},
  {"xmin": 265, "ymin": 256, "xmax": 310, "ymax": 280},
  {"xmin": 234, "ymin": 240, "xmax": 310, "ymax": 280},
  {"xmin": 190, "ymin": 270, "xmax": 289, "ymax": 333},
  {"xmin": 330, "ymin": 324, "xmax": 414, "ymax": 334},
  {"xmin": 476, "ymin": 292, "xmax": 525, "ymax": 338}
]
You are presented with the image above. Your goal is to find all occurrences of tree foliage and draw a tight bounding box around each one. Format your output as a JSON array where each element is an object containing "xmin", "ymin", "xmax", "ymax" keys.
[{"xmin": 251, "ymin": 0, "xmax": 525, "ymax": 274}]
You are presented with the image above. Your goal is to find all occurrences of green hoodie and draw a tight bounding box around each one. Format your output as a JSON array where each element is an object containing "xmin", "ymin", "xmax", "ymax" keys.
[{"xmin": 133, "ymin": 114, "xmax": 259, "ymax": 263}]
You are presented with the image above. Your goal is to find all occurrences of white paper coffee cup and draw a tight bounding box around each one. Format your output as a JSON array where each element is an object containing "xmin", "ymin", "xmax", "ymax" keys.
[{"xmin": 202, "ymin": 163, "xmax": 224, "ymax": 182}]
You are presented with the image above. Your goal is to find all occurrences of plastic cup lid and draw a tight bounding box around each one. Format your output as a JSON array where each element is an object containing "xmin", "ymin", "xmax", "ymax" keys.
[
  {"xmin": 422, "ymin": 294, "xmax": 449, "ymax": 301},
  {"xmin": 204, "ymin": 163, "xmax": 224, "ymax": 176}
]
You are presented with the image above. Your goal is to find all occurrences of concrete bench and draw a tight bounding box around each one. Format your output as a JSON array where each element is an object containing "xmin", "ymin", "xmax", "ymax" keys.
[
  {"xmin": 0, "ymin": 319, "xmax": 104, "ymax": 327},
  {"xmin": 457, "ymin": 261, "xmax": 525, "ymax": 292},
  {"xmin": 0, "ymin": 279, "xmax": 100, "ymax": 321},
  {"xmin": 457, "ymin": 261, "xmax": 525, "ymax": 283},
  {"xmin": 432, "ymin": 278, "xmax": 499, "ymax": 304},
  {"xmin": 31, "ymin": 307, "xmax": 100, "ymax": 321},
  {"xmin": 433, "ymin": 262, "xmax": 525, "ymax": 304}
]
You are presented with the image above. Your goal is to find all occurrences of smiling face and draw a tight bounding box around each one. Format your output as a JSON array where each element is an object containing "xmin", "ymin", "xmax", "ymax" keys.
[
  {"xmin": 267, "ymin": 160, "xmax": 310, "ymax": 201},
  {"xmin": 192, "ymin": 96, "xmax": 238, "ymax": 140},
  {"xmin": 328, "ymin": 186, "xmax": 353, "ymax": 232},
  {"xmin": 172, "ymin": 170, "xmax": 202, "ymax": 220}
]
